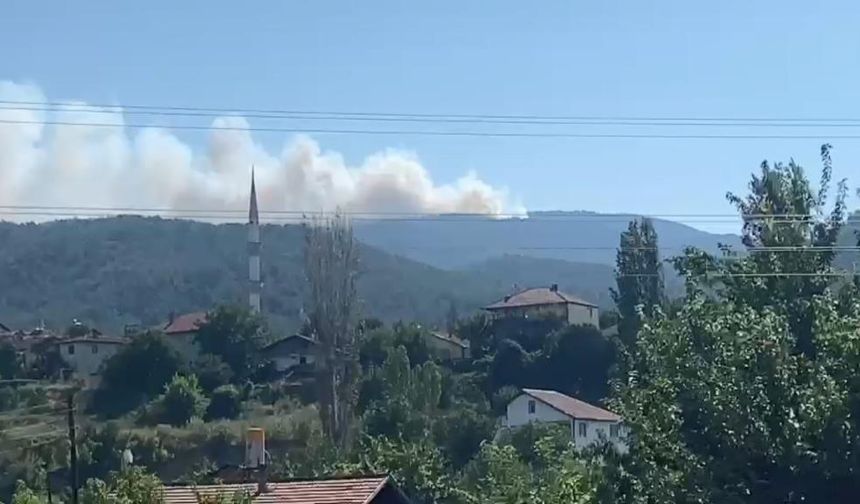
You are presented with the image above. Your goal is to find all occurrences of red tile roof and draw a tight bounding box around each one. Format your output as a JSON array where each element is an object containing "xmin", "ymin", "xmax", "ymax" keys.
[
  {"xmin": 484, "ymin": 287, "xmax": 596, "ymax": 310},
  {"xmin": 522, "ymin": 388, "xmax": 621, "ymax": 422},
  {"xmin": 162, "ymin": 476, "xmax": 395, "ymax": 504},
  {"xmin": 163, "ymin": 312, "xmax": 208, "ymax": 335}
]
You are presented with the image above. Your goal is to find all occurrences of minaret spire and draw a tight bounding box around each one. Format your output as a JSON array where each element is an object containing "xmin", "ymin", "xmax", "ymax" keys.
[{"xmin": 248, "ymin": 167, "xmax": 262, "ymax": 314}]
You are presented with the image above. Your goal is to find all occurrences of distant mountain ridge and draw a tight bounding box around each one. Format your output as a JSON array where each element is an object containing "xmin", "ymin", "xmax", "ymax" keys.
[
  {"xmin": 354, "ymin": 210, "xmax": 743, "ymax": 269},
  {"xmin": 0, "ymin": 214, "xmax": 742, "ymax": 333}
]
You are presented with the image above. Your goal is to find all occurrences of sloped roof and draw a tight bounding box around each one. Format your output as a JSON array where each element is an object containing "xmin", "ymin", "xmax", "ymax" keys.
[
  {"xmin": 163, "ymin": 312, "xmax": 207, "ymax": 335},
  {"xmin": 62, "ymin": 336, "xmax": 127, "ymax": 345},
  {"xmin": 263, "ymin": 333, "xmax": 318, "ymax": 351},
  {"xmin": 484, "ymin": 287, "xmax": 597, "ymax": 310},
  {"xmin": 428, "ymin": 331, "xmax": 469, "ymax": 349},
  {"xmin": 522, "ymin": 388, "xmax": 620, "ymax": 422},
  {"xmin": 0, "ymin": 322, "xmax": 10, "ymax": 333},
  {"xmin": 162, "ymin": 476, "xmax": 399, "ymax": 504}
]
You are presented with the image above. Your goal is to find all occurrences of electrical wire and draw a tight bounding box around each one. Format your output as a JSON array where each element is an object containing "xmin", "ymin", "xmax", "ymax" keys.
[
  {"xmin": 6, "ymin": 99, "xmax": 860, "ymax": 124},
  {"xmin": 4, "ymin": 118, "xmax": 860, "ymax": 139},
  {"xmin": 9, "ymin": 103, "xmax": 860, "ymax": 128}
]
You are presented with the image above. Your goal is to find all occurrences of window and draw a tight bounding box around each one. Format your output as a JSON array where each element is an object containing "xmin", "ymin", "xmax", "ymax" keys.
[
  {"xmin": 578, "ymin": 422, "xmax": 588, "ymax": 437},
  {"xmin": 299, "ymin": 355, "xmax": 307, "ymax": 364},
  {"xmin": 92, "ymin": 344, "xmax": 99, "ymax": 354},
  {"xmin": 610, "ymin": 424, "xmax": 620, "ymax": 438},
  {"xmin": 527, "ymin": 400, "xmax": 536, "ymax": 414},
  {"xmin": 67, "ymin": 345, "xmax": 75, "ymax": 355}
]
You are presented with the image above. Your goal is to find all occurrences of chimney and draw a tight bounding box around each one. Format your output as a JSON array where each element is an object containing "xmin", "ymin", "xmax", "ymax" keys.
[
  {"xmin": 550, "ymin": 283, "xmax": 558, "ymax": 292},
  {"xmin": 168, "ymin": 311, "xmax": 176, "ymax": 325}
]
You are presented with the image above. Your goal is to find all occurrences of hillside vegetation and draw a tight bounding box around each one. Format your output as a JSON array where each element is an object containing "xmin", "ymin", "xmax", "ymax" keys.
[{"xmin": 0, "ymin": 217, "xmax": 618, "ymax": 332}]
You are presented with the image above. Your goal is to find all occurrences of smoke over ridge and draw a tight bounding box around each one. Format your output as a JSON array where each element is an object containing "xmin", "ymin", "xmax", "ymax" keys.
[{"xmin": 0, "ymin": 81, "xmax": 524, "ymax": 221}]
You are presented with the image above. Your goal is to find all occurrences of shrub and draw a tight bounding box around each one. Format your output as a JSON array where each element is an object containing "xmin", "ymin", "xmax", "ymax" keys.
[
  {"xmin": 158, "ymin": 374, "xmax": 207, "ymax": 426},
  {"xmin": 193, "ymin": 355, "xmax": 234, "ymax": 393},
  {"xmin": 206, "ymin": 385, "xmax": 241, "ymax": 420}
]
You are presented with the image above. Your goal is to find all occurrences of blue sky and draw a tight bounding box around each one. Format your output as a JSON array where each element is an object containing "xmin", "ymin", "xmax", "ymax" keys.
[{"xmin": 2, "ymin": 1, "xmax": 859, "ymax": 232}]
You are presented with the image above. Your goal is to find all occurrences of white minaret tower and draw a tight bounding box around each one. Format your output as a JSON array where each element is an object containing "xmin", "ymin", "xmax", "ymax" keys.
[{"xmin": 248, "ymin": 168, "xmax": 262, "ymax": 314}]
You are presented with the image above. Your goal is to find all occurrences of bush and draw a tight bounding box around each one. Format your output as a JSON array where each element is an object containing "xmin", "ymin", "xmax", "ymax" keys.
[
  {"xmin": 206, "ymin": 385, "xmax": 241, "ymax": 420},
  {"xmin": 158, "ymin": 374, "xmax": 207, "ymax": 426},
  {"xmin": 93, "ymin": 331, "xmax": 184, "ymax": 417},
  {"xmin": 193, "ymin": 354, "xmax": 234, "ymax": 393}
]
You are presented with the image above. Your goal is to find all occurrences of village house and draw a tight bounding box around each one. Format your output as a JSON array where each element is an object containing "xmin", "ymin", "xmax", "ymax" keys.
[
  {"xmin": 425, "ymin": 331, "xmax": 470, "ymax": 360},
  {"xmin": 162, "ymin": 311, "xmax": 207, "ymax": 363},
  {"xmin": 0, "ymin": 324, "xmax": 60, "ymax": 368},
  {"xmin": 484, "ymin": 284, "xmax": 599, "ymax": 327},
  {"xmin": 503, "ymin": 388, "xmax": 627, "ymax": 453},
  {"xmin": 262, "ymin": 334, "xmax": 317, "ymax": 373},
  {"xmin": 162, "ymin": 475, "xmax": 411, "ymax": 504},
  {"xmin": 57, "ymin": 332, "xmax": 127, "ymax": 388}
]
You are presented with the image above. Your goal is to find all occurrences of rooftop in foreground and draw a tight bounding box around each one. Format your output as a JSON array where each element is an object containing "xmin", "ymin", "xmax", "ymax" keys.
[{"xmin": 162, "ymin": 475, "xmax": 410, "ymax": 504}]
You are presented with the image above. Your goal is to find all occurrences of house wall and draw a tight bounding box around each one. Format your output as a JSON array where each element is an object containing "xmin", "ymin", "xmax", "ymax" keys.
[
  {"xmin": 165, "ymin": 332, "xmax": 201, "ymax": 363},
  {"xmin": 272, "ymin": 352, "xmax": 315, "ymax": 372},
  {"xmin": 492, "ymin": 304, "xmax": 568, "ymax": 321},
  {"xmin": 61, "ymin": 342, "xmax": 123, "ymax": 388},
  {"xmin": 505, "ymin": 394, "xmax": 628, "ymax": 453},
  {"xmin": 567, "ymin": 304, "xmax": 599, "ymax": 327},
  {"xmin": 572, "ymin": 419, "xmax": 628, "ymax": 453},
  {"xmin": 505, "ymin": 393, "xmax": 571, "ymax": 427}
]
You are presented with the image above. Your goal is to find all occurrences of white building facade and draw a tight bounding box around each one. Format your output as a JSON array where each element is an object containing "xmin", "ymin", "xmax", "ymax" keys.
[
  {"xmin": 504, "ymin": 388, "xmax": 627, "ymax": 453},
  {"xmin": 59, "ymin": 337, "xmax": 126, "ymax": 388}
]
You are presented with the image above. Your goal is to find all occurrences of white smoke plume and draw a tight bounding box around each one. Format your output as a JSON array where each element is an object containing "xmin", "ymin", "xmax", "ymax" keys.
[{"xmin": 0, "ymin": 81, "xmax": 525, "ymax": 222}]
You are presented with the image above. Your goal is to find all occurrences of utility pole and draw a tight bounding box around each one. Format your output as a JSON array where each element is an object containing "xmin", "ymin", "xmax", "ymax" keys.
[
  {"xmin": 44, "ymin": 461, "xmax": 52, "ymax": 504},
  {"xmin": 67, "ymin": 393, "xmax": 78, "ymax": 504}
]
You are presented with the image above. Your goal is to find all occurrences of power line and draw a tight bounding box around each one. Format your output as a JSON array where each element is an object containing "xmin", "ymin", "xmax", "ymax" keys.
[
  {"xmin": 0, "ymin": 205, "xmax": 857, "ymax": 225},
  {"xmin": 9, "ymin": 103, "xmax": 860, "ymax": 128},
  {"xmin": 1, "ymin": 204, "xmax": 854, "ymax": 219},
  {"xmin": 6, "ymin": 99, "xmax": 860, "ymax": 124},
  {"xmin": 4, "ymin": 118, "xmax": 860, "ymax": 140}
]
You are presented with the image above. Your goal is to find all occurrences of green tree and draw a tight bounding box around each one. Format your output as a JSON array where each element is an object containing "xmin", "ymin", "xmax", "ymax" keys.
[
  {"xmin": 205, "ymin": 384, "xmax": 241, "ymax": 420},
  {"xmin": 158, "ymin": 374, "xmax": 207, "ymax": 426},
  {"xmin": 462, "ymin": 435, "xmax": 598, "ymax": 504},
  {"xmin": 195, "ymin": 305, "xmax": 267, "ymax": 380},
  {"xmin": 191, "ymin": 354, "xmax": 234, "ymax": 393},
  {"xmin": 10, "ymin": 481, "xmax": 45, "ymax": 504},
  {"xmin": 94, "ymin": 331, "xmax": 183, "ymax": 417},
  {"xmin": 720, "ymin": 144, "xmax": 847, "ymax": 357},
  {"xmin": 80, "ymin": 467, "xmax": 164, "ymax": 504},
  {"xmin": 611, "ymin": 217, "xmax": 664, "ymax": 358},
  {"xmin": 362, "ymin": 346, "xmax": 443, "ymax": 440},
  {"xmin": 613, "ymin": 294, "xmax": 860, "ymax": 503},
  {"xmin": 0, "ymin": 342, "xmax": 19, "ymax": 379}
]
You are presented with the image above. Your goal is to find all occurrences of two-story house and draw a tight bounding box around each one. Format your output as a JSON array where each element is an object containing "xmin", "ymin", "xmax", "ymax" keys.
[
  {"xmin": 484, "ymin": 284, "xmax": 599, "ymax": 327},
  {"xmin": 58, "ymin": 333, "xmax": 127, "ymax": 388}
]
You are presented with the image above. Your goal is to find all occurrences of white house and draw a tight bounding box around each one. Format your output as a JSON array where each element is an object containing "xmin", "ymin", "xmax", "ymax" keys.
[
  {"xmin": 503, "ymin": 388, "xmax": 627, "ymax": 453},
  {"xmin": 262, "ymin": 334, "xmax": 317, "ymax": 373},
  {"xmin": 484, "ymin": 285, "xmax": 599, "ymax": 327},
  {"xmin": 58, "ymin": 335, "xmax": 127, "ymax": 388}
]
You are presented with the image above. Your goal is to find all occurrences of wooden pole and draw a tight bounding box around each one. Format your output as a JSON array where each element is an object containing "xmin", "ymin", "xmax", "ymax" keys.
[{"xmin": 67, "ymin": 393, "xmax": 78, "ymax": 504}]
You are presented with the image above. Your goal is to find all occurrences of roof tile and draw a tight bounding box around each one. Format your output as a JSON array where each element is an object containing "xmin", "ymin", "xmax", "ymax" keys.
[
  {"xmin": 164, "ymin": 312, "xmax": 208, "ymax": 335},
  {"xmin": 484, "ymin": 287, "xmax": 596, "ymax": 310},
  {"xmin": 522, "ymin": 388, "xmax": 621, "ymax": 422},
  {"xmin": 162, "ymin": 476, "xmax": 391, "ymax": 504}
]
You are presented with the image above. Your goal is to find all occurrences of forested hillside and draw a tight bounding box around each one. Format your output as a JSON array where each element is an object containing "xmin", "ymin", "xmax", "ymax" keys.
[{"xmin": 0, "ymin": 217, "xmax": 619, "ymax": 332}]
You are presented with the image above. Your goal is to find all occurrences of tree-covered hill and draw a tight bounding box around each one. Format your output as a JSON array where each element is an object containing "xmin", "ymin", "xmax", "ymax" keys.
[{"xmin": 0, "ymin": 217, "xmax": 618, "ymax": 332}]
